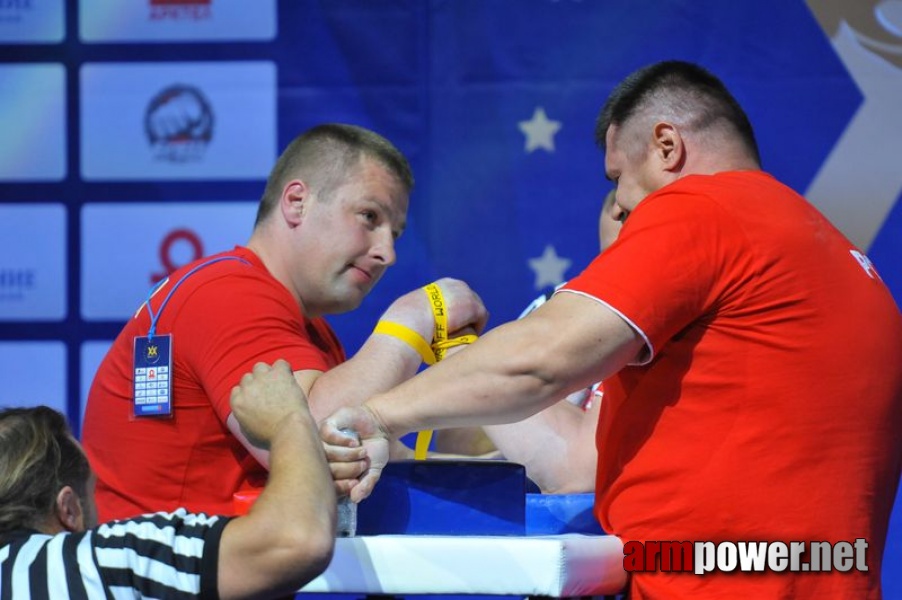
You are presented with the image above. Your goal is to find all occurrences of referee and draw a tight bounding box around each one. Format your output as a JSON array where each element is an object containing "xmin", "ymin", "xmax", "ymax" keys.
[{"xmin": 0, "ymin": 360, "xmax": 334, "ymax": 599}]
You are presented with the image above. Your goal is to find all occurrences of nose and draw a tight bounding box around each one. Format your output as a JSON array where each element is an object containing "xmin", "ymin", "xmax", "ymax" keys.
[{"xmin": 371, "ymin": 227, "xmax": 397, "ymax": 267}]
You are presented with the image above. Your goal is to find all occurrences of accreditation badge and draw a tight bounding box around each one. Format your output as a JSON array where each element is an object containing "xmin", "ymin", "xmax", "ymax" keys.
[{"xmin": 133, "ymin": 334, "xmax": 173, "ymax": 417}]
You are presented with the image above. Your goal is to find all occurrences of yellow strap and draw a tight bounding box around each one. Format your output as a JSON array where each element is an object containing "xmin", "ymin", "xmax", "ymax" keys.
[
  {"xmin": 413, "ymin": 283, "xmax": 479, "ymax": 460},
  {"xmin": 416, "ymin": 283, "xmax": 447, "ymax": 460},
  {"xmin": 414, "ymin": 429, "xmax": 434, "ymax": 461},
  {"xmin": 423, "ymin": 282, "xmax": 448, "ymax": 350},
  {"xmin": 432, "ymin": 334, "xmax": 479, "ymax": 351},
  {"xmin": 374, "ymin": 321, "xmax": 436, "ymax": 365}
]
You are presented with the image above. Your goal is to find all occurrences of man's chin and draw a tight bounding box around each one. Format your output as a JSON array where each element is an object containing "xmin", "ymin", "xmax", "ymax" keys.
[{"xmin": 325, "ymin": 287, "xmax": 370, "ymax": 315}]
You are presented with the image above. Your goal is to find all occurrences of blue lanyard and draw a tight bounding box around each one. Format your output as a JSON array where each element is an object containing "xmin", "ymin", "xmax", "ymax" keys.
[{"xmin": 145, "ymin": 256, "xmax": 250, "ymax": 341}]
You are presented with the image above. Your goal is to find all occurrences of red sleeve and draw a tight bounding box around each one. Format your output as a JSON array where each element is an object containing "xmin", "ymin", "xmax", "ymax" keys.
[
  {"xmin": 172, "ymin": 269, "xmax": 344, "ymax": 422},
  {"xmin": 562, "ymin": 188, "xmax": 751, "ymax": 361}
]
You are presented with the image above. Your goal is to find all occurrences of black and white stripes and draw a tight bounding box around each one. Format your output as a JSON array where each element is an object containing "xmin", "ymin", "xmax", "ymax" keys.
[{"xmin": 0, "ymin": 509, "xmax": 229, "ymax": 599}]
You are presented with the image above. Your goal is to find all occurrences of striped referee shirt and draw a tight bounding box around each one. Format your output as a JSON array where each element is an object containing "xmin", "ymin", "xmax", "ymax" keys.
[{"xmin": 0, "ymin": 508, "xmax": 229, "ymax": 599}]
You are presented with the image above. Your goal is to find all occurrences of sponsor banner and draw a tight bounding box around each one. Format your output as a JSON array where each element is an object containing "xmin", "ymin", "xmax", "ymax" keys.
[
  {"xmin": 0, "ymin": 342, "xmax": 66, "ymax": 414},
  {"xmin": 0, "ymin": 64, "xmax": 66, "ymax": 181},
  {"xmin": 80, "ymin": 340, "xmax": 112, "ymax": 428},
  {"xmin": 0, "ymin": 204, "xmax": 66, "ymax": 321},
  {"xmin": 79, "ymin": 0, "xmax": 276, "ymax": 43},
  {"xmin": 80, "ymin": 62, "xmax": 276, "ymax": 180},
  {"xmin": 0, "ymin": 0, "xmax": 64, "ymax": 43},
  {"xmin": 624, "ymin": 539, "xmax": 871, "ymax": 574},
  {"xmin": 81, "ymin": 201, "xmax": 257, "ymax": 319}
]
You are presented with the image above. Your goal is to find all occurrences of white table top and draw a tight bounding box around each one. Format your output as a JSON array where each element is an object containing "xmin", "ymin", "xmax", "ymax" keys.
[{"xmin": 298, "ymin": 533, "xmax": 626, "ymax": 597}]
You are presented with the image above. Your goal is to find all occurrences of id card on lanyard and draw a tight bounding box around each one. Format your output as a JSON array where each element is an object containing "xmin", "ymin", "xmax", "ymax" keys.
[
  {"xmin": 132, "ymin": 255, "xmax": 250, "ymax": 418},
  {"xmin": 133, "ymin": 334, "xmax": 172, "ymax": 417}
]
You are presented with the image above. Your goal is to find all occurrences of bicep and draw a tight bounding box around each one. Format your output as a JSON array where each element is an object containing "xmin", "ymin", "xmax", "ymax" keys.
[{"xmin": 527, "ymin": 292, "xmax": 645, "ymax": 393}]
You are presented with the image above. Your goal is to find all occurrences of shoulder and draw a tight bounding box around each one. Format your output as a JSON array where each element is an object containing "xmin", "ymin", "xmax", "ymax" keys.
[
  {"xmin": 161, "ymin": 248, "xmax": 296, "ymax": 315},
  {"xmin": 91, "ymin": 509, "xmax": 231, "ymax": 596},
  {"xmin": 96, "ymin": 508, "xmax": 230, "ymax": 544},
  {"xmin": 172, "ymin": 247, "xmax": 273, "ymax": 288}
]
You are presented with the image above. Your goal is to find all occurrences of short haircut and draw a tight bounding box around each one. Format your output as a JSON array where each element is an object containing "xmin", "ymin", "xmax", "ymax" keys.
[
  {"xmin": 254, "ymin": 123, "xmax": 415, "ymax": 227},
  {"xmin": 595, "ymin": 60, "xmax": 760, "ymax": 164},
  {"xmin": 0, "ymin": 406, "xmax": 90, "ymax": 534}
]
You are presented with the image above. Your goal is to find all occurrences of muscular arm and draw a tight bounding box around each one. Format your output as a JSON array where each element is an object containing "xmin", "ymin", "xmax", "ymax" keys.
[
  {"xmin": 367, "ymin": 292, "xmax": 641, "ymax": 438},
  {"xmin": 323, "ymin": 292, "xmax": 644, "ymax": 502},
  {"xmin": 299, "ymin": 331, "xmax": 425, "ymax": 422},
  {"xmin": 227, "ymin": 333, "xmax": 425, "ymax": 466},
  {"xmin": 228, "ymin": 277, "xmax": 487, "ymax": 466},
  {"xmin": 218, "ymin": 362, "xmax": 336, "ymax": 600}
]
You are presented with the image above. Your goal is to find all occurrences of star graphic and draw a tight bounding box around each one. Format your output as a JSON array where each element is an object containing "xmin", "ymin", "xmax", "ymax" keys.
[
  {"xmin": 528, "ymin": 244, "xmax": 572, "ymax": 290},
  {"xmin": 518, "ymin": 107, "xmax": 562, "ymax": 153}
]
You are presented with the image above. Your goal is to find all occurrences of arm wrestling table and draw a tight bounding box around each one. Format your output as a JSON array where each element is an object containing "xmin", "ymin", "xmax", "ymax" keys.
[
  {"xmin": 298, "ymin": 533, "xmax": 626, "ymax": 597},
  {"xmin": 242, "ymin": 460, "xmax": 630, "ymax": 598}
]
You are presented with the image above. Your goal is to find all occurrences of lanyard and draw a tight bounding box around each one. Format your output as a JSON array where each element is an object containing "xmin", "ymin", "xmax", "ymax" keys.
[{"xmin": 145, "ymin": 256, "xmax": 250, "ymax": 341}]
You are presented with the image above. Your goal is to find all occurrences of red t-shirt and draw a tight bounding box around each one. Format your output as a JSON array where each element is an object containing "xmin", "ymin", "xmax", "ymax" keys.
[
  {"xmin": 83, "ymin": 247, "xmax": 345, "ymax": 521},
  {"xmin": 562, "ymin": 171, "xmax": 902, "ymax": 598}
]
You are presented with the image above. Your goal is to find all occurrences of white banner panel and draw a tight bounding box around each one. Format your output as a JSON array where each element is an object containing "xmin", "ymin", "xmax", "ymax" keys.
[
  {"xmin": 80, "ymin": 62, "xmax": 276, "ymax": 180},
  {"xmin": 79, "ymin": 0, "xmax": 276, "ymax": 43},
  {"xmin": 0, "ymin": 204, "xmax": 67, "ymax": 321},
  {"xmin": 0, "ymin": 64, "xmax": 66, "ymax": 181},
  {"xmin": 80, "ymin": 340, "xmax": 112, "ymax": 428},
  {"xmin": 81, "ymin": 201, "xmax": 258, "ymax": 320},
  {"xmin": 0, "ymin": 342, "xmax": 66, "ymax": 413},
  {"xmin": 0, "ymin": 0, "xmax": 64, "ymax": 43}
]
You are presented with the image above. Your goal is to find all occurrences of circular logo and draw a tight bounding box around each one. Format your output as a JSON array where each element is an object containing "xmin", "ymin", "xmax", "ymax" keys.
[{"xmin": 144, "ymin": 84, "xmax": 214, "ymax": 162}]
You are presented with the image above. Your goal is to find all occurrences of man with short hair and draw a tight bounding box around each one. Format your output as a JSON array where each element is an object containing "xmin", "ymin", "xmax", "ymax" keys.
[
  {"xmin": 323, "ymin": 62, "xmax": 902, "ymax": 598},
  {"xmin": 1, "ymin": 360, "xmax": 334, "ymax": 599},
  {"xmin": 83, "ymin": 123, "xmax": 487, "ymax": 521}
]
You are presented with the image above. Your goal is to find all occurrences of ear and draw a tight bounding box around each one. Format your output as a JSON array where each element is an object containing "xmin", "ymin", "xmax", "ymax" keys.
[
  {"xmin": 652, "ymin": 122, "xmax": 685, "ymax": 173},
  {"xmin": 280, "ymin": 180, "xmax": 309, "ymax": 227},
  {"xmin": 54, "ymin": 486, "xmax": 85, "ymax": 533}
]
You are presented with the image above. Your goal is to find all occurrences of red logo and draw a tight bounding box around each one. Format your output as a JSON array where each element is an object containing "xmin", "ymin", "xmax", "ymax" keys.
[{"xmin": 151, "ymin": 228, "xmax": 204, "ymax": 285}]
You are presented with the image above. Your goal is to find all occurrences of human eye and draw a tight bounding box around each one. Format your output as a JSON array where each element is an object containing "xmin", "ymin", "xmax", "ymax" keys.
[{"xmin": 359, "ymin": 209, "xmax": 378, "ymax": 225}]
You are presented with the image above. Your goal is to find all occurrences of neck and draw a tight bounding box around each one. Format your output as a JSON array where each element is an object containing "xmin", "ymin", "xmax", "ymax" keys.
[
  {"xmin": 679, "ymin": 148, "xmax": 759, "ymax": 178},
  {"xmin": 246, "ymin": 229, "xmax": 311, "ymax": 317},
  {"xmin": 681, "ymin": 133, "xmax": 760, "ymax": 176},
  {"xmin": 30, "ymin": 514, "xmax": 69, "ymax": 535}
]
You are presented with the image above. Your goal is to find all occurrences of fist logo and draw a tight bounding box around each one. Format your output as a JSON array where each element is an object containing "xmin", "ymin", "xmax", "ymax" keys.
[{"xmin": 144, "ymin": 84, "xmax": 214, "ymax": 162}]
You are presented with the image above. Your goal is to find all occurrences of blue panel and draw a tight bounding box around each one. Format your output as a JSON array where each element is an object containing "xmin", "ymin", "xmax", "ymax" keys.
[{"xmin": 356, "ymin": 460, "xmax": 533, "ymax": 536}]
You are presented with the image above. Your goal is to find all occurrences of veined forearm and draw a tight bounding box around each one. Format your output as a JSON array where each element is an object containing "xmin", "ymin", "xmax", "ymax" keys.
[
  {"xmin": 365, "ymin": 293, "xmax": 640, "ymax": 439},
  {"xmin": 367, "ymin": 319, "xmax": 570, "ymax": 438},
  {"xmin": 255, "ymin": 412, "xmax": 335, "ymax": 533}
]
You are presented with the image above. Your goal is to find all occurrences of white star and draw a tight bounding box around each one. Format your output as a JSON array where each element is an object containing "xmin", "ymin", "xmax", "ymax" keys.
[
  {"xmin": 518, "ymin": 107, "xmax": 562, "ymax": 153},
  {"xmin": 528, "ymin": 244, "xmax": 572, "ymax": 290}
]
